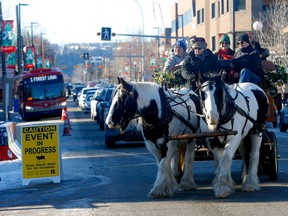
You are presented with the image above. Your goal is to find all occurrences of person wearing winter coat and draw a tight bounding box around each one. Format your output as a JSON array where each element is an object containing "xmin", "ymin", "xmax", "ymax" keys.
[
  {"xmin": 231, "ymin": 33, "xmax": 263, "ymax": 85},
  {"xmin": 182, "ymin": 36, "xmax": 220, "ymax": 90},
  {"xmin": 214, "ymin": 34, "xmax": 238, "ymax": 84},
  {"xmin": 163, "ymin": 38, "xmax": 188, "ymax": 72}
]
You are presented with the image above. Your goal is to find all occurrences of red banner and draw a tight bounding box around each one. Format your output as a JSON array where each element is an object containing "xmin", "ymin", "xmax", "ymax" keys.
[
  {"xmin": 25, "ymin": 47, "xmax": 35, "ymax": 69},
  {"xmin": 1, "ymin": 20, "xmax": 16, "ymax": 53}
]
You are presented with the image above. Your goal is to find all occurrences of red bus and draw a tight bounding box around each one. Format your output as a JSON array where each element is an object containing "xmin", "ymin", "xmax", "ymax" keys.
[{"xmin": 16, "ymin": 68, "xmax": 66, "ymax": 120}]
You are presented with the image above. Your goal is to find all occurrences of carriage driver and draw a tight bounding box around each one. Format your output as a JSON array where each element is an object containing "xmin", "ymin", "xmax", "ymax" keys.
[{"xmin": 181, "ymin": 36, "xmax": 220, "ymax": 91}]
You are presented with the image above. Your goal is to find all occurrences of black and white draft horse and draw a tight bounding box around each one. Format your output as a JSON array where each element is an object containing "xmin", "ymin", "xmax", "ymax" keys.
[
  {"xmin": 199, "ymin": 74, "xmax": 269, "ymax": 198},
  {"xmin": 106, "ymin": 78, "xmax": 199, "ymax": 198}
]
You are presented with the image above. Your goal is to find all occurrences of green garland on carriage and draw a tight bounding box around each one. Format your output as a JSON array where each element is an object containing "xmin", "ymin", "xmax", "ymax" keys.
[
  {"xmin": 264, "ymin": 64, "xmax": 288, "ymax": 87},
  {"xmin": 153, "ymin": 69, "xmax": 185, "ymax": 88}
]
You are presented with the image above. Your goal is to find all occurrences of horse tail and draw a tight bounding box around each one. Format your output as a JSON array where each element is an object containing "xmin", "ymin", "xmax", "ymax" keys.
[
  {"xmin": 179, "ymin": 144, "xmax": 186, "ymax": 173},
  {"xmin": 252, "ymin": 89, "xmax": 269, "ymax": 127}
]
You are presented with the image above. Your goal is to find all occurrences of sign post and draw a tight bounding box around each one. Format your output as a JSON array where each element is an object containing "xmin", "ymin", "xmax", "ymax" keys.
[{"xmin": 21, "ymin": 123, "xmax": 62, "ymax": 185}]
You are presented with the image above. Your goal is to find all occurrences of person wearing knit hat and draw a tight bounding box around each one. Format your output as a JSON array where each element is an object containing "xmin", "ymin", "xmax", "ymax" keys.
[
  {"xmin": 190, "ymin": 36, "xmax": 207, "ymax": 49},
  {"xmin": 181, "ymin": 36, "xmax": 220, "ymax": 91},
  {"xmin": 163, "ymin": 38, "xmax": 188, "ymax": 72},
  {"xmin": 219, "ymin": 34, "xmax": 231, "ymax": 45},
  {"xmin": 214, "ymin": 34, "xmax": 236, "ymax": 84},
  {"xmin": 237, "ymin": 33, "xmax": 250, "ymax": 44},
  {"xmin": 231, "ymin": 33, "xmax": 263, "ymax": 85}
]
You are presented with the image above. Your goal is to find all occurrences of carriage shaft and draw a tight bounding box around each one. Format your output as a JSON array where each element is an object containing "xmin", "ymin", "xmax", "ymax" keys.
[{"xmin": 168, "ymin": 131, "xmax": 237, "ymax": 140}]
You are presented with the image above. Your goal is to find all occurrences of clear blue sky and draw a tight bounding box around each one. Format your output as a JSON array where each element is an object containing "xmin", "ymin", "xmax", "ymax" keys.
[{"xmin": 2, "ymin": 0, "xmax": 177, "ymax": 44}]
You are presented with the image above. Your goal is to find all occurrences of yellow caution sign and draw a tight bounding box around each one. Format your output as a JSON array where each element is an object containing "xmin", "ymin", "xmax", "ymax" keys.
[{"xmin": 21, "ymin": 124, "xmax": 62, "ymax": 185}]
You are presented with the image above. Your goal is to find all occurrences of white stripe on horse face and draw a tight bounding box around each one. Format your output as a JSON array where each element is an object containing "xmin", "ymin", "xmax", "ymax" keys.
[
  {"xmin": 203, "ymin": 85, "xmax": 219, "ymax": 128},
  {"xmin": 105, "ymin": 91, "xmax": 120, "ymax": 128}
]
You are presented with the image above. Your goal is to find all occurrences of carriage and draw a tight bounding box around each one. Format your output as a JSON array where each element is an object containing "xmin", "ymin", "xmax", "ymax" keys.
[{"xmin": 105, "ymin": 65, "xmax": 279, "ymax": 198}]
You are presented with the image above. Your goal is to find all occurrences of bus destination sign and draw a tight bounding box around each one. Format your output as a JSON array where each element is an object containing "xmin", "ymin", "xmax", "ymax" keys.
[{"xmin": 28, "ymin": 75, "xmax": 58, "ymax": 83}]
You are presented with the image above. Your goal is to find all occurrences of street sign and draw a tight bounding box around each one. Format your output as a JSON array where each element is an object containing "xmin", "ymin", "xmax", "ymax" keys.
[
  {"xmin": 83, "ymin": 53, "xmax": 89, "ymax": 60},
  {"xmin": 101, "ymin": 27, "xmax": 112, "ymax": 41}
]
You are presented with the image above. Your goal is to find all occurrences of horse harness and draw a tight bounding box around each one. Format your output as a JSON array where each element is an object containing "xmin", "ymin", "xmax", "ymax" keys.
[{"xmin": 202, "ymin": 82, "xmax": 266, "ymax": 149}]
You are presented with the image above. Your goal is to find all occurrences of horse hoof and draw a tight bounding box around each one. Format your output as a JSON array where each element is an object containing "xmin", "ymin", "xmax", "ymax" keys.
[
  {"xmin": 214, "ymin": 184, "xmax": 234, "ymax": 198},
  {"xmin": 147, "ymin": 184, "xmax": 178, "ymax": 199},
  {"xmin": 242, "ymin": 184, "xmax": 261, "ymax": 192},
  {"xmin": 178, "ymin": 180, "xmax": 197, "ymax": 191},
  {"xmin": 147, "ymin": 190, "xmax": 174, "ymax": 199}
]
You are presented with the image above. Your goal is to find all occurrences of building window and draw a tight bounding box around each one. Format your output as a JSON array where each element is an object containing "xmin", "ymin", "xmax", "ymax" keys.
[
  {"xmin": 218, "ymin": 1, "xmax": 220, "ymax": 17},
  {"xmin": 226, "ymin": 0, "xmax": 229, "ymax": 12},
  {"xmin": 212, "ymin": 3, "xmax": 216, "ymax": 19},
  {"xmin": 212, "ymin": 36, "xmax": 216, "ymax": 51},
  {"xmin": 221, "ymin": 0, "xmax": 224, "ymax": 14},
  {"xmin": 192, "ymin": 0, "xmax": 196, "ymax": 17},
  {"xmin": 235, "ymin": 0, "xmax": 245, "ymax": 11},
  {"xmin": 197, "ymin": 10, "xmax": 200, "ymax": 24},
  {"xmin": 202, "ymin": 8, "xmax": 204, "ymax": 22}
]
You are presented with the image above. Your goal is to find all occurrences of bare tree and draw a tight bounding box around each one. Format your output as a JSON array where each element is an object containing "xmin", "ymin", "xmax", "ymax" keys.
[{"xmin": 254, "ymin": 0, "xmax": 288, "ymax": 66}]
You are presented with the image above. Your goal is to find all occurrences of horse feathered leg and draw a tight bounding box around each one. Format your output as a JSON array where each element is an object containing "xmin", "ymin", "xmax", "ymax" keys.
[
  {"xmin": 178, "ymin": 140, "xmax": 197, "ymax": 191},
  {"xmin": 212, "ymin": 138, "xmax": 239, "ymax": 198},
  {"xmin": 242, "ymin": 134, "xmax": 261, "ymax": 192},
  {"xmin": 148, "ymin": 141, "xmax": 179, "ymax": 199}
]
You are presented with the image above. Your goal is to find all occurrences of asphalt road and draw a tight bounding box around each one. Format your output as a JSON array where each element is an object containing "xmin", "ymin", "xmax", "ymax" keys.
[{"xmin": 1, "ymin": 97, "xmax": 288, "ymax": 216}]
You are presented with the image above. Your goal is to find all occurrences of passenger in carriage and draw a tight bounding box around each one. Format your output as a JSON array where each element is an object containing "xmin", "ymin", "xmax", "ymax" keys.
[
  {"xmin": 214, "ymin": 34, "xmax": 235, "ymax": 60},
  {"xmin": 231, "ymin": 33, "xmax": 263, "ymax": 85},
  {"xmin": 213, "ymin": 34, "xmax": 238, "ymax": 84},
  {"xmin": 163, "ymin": 38, "xmax": 188, "ymax": 72},
  {"xmin": 250, "ymin": 39, "xmax": 270, "ymax": 60},
  {"xmin": 181, "ymin": 36, "xmax": 220, "ymax": 91}
]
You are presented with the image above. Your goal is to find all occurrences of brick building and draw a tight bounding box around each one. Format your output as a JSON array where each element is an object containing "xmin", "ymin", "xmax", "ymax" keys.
[{"xmin": 169, "ymin": 0, "xmax": 273, "ymax": 51}]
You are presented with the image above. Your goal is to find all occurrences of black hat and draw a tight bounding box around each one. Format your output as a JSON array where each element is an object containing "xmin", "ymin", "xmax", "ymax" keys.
[{"xmin": 238, "ymin": 33, "xmax": 250, "ymax": 44}]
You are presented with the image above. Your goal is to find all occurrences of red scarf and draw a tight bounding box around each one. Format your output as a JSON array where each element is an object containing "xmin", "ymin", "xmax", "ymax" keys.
[{"xmin": 219, "ymin": 49, "xmax": 233, "ymax": 60}]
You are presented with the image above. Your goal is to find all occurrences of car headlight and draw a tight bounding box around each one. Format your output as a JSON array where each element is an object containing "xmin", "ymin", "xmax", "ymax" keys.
[
  {"xmin": 60, "ymin": 101, "xmax": 67, "ymax": 106},
  {"xmin": 25, "ymin": 106, "xmax": 33, "ymax": 110}
]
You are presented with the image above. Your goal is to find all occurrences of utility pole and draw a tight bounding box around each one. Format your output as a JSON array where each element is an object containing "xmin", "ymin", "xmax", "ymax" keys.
[{"xmin": 0, "ymin": 2, "xmax": 8, "ymax": 120}]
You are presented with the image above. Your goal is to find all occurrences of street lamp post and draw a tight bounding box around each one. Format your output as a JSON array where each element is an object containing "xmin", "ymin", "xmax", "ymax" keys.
[
  {"xmin": 153, "ymin": 27, "xmax": 160, "ymax": 69},
  {"xmin": 133, "ymin": 0, "xmax": 145, "ymax": 82},
  {"xmin": 16, "ymin": 3, "xmax": 29, "ymax": 74},
  {"xmin": 133, "ymin": 61, "xmax": 137, "ymax": 82},
  {"xmin": 31, "ymin": 22, "xmax": 39, "ymax": 47}
]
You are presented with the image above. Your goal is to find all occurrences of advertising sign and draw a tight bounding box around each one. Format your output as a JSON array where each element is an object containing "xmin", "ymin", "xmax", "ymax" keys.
[
  {"xmin": 25, "ymin": 46, "xmax": 35, "ymax": 69},
  {"xmin": 1, "ymin": 20, "xmax": 16, "ymax": 53},
  {"xmin": 21, "ymin": 124, "xmax": 62, "ymax": 185}
]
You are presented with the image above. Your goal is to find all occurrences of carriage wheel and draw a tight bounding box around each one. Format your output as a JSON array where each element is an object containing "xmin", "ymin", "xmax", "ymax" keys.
[{"xmin": 265, "ymin": 132, "xmax": 278, "ymax": 181}]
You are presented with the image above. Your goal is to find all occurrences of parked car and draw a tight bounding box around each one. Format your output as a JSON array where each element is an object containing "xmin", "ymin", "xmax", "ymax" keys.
[
  {"xmin": 97, "ymin": 87, "xmax": 115, "ymax": 130},
  {"xmin": 90, "ymin": 87, "xmax": 107, "ymax": 121},
  {"xmin": 72, "ymin": 85, "xmax": 85, "ymax": 101},
  {"xmin": 78, "ymin": 87, "xmax": 98, "ymax": 110},
  {"xmin": 279, "ymin": 100, "xmax": 288, "ymax": 132},
  {"xmin": 103, "ymin": 105, "xmax": 144, "ymax": 148},
  {"xmin": 84, "ymin": 91, "xmax": 95, "ymax": 114}
]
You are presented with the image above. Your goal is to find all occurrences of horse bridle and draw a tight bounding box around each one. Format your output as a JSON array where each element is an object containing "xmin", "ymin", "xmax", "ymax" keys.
[{"xmin": 200, "ymin": 80, "xmax": 237, "ymax": 127}]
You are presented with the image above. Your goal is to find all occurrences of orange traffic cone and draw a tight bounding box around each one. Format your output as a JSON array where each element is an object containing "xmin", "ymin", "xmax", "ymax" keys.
[
  {"xmin": 61, "ymin": 107, "xmax": 67, "ymax": 121},
  {"xmin": 62, "ymin": 119, "xmax": 71, "ymax": 136}
]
